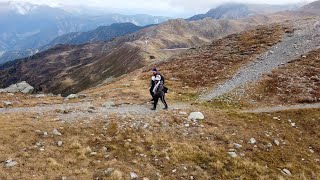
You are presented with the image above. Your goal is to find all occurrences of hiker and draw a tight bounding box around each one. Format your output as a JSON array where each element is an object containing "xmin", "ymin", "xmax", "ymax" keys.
[{"xmin": 150, "ymin": 68, "xmax": 168, "ymax": 110}]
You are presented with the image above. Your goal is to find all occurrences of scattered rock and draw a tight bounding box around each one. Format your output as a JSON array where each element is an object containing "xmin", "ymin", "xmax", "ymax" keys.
[
  {"xmin": 267, "ymin": 143, "xmax": 273, "ymax": 148},
  {"xmin": 273, "ymin": 117, "xmax": 280, "ymax": 120},
  {"xmin": 188, "ymin": 112, "xmax": 205, "ymax": 120},
  {"xmin": 291, "ymin": 123, "xmax": 296, "ymax": 127},
  {"xmin": 184, "ymin": 124, "xmax": 190, "ymax": 127},
  {"xmin": 130, "ymin": 172, "xmax": 138, "ymax": 179},
  {"xmin": 282, "ymin": 169, "xmax": 292, "ymax": 176},
  {"xmin": 103, "ymin": 101, "xmax": 116, "ymax": 108},
  {"xmin": 5, "ymin": 159, "xmax": 17, "ymax": 167},
  {"xmin": 57, "ymin": 141, "xmax": 63, "ymax": 147},
  {"xmin": 88, "ymin": 109, "xmax": 96, "ymax": 113},
  {"xmin": 35, "ymin": 94, "xmax": 46, "ymax": 98},
  {"xmin": 172, "ymin": 169, "xmax": 177, "ymax": 173},
  {"xmin": 179, "ymin": 111, "xmax": 188, "ymax": 115},
  {"xmin": 104, "ymin": 168, "xmax": 114, "ymax": 176},
  {"xmin": 90, "ymin": 152, "xmax": 97, "ymax": 156},
  {"xmin": 2, "ymin": 101, "xmax": 13, "ymax": 106},
  {"xmin": 249, "ymin": 138, "xmax": 257, "ymax": 144},
  {"xmin": 66, "ymin": 94, "xmax": 79, "ymax": 99},
  {"xmin": 52, "ymin": 129, "xmax": 62, "ymax": 136},
  {"xmin": 234, "ymin": 143, "xmax": 242, "ymax": 149},
  {"xmin": 228, "ymin": 152, "xmax": 238, "ymax": 158},
  {"xmin": 274, "ymin": 139, "xmax": 280, "ymax": 146},
  {"xmin": 123, "ymin": 84, "xmax": 131, "ymax": 87}
]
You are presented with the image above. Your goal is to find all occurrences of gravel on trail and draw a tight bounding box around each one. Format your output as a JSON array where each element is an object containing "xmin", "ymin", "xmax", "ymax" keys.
[
  {"xmin": 0, "ymin": 101, "xmax": 190, "ymax": 122},
  {"xmin": 243, "ymin": 102, "xmax": 320, "ymax": 113}
]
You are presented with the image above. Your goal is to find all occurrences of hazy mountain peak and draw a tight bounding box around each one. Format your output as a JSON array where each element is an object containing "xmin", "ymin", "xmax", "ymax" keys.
[{"xmin": 8, "ymin": 1, "xmax": 39, "ymax": 15}]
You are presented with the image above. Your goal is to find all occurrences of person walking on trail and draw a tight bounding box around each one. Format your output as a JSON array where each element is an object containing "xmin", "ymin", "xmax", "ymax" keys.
[{"xmin": 150, "ymin": 68, "xmax": 168, "ymax": 110}]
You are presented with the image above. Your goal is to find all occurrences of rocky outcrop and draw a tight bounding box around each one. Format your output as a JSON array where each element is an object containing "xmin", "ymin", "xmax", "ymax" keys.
[{"xmin": 0, "ymin": 81, "xmax": 34, "ymax": 94}]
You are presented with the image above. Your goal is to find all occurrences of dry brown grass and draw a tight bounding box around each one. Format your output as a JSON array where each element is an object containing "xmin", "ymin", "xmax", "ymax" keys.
[
  {"xmin": 249, "ymin": 48, "xmax": 320, "ymax": 105},
  {"xmin": 0, "ymin": 96, "xmax": 319, "ymax": 179}
]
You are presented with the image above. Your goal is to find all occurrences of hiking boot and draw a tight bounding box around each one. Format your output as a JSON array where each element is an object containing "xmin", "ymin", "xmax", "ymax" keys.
[
  {"xmin": 151, "ymin": 107, "xmax": 156, "ymax": 110},
  {"xmin": 163, "ymin": 106, "xmax": 168, "ymax": 110}
]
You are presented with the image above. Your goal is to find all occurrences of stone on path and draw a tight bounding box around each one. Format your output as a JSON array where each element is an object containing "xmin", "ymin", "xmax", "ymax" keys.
[{"xmin": 188, "ymin": 112, "xmax": 204, "ymax": 120}]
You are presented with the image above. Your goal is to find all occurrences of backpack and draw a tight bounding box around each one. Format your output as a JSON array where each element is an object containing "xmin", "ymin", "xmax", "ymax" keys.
[
  {"xmin": 159, "ymin": 74, "xmax": 168, "ymax": 93},
  {"xmin": 160, "ymin": 74, "xmax": 165, "ymax": 84}
]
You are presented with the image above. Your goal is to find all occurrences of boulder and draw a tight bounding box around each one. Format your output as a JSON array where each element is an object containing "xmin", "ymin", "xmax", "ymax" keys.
[
  {"xmin": 103, "ymin": 101, "xmax": 116, "ymax": 108},
  {"xmin": 228, "ymin": 152, "xmax": 238, "ymax": 158},
  {"xmin": 0, "ymin": 81, "xmax": 34, "ymax": 94},
  {"xmin": 5, "ymin": 159, "xmax": 17, "ymax": 167},
  {"xmin": 249, "ymin": 138, "xmax": 257, "ymax": 144},
  {"xmin": 188, "ymin": 112, "xmax": 205, "ymax": 120},
  {"xmin": 130, "ymin": 172, "xmax": 138, "ymax": 179},
  {"xmin": 66, "ymin": 94, "xmax": 79, "ymax": 99},
  {"xmin": 52, "ymin": 129, "xmax": 62, "ymax": 136},
  {"xmin": 282, "ymin": 169, "xmax": 292, "ymax": 176}
]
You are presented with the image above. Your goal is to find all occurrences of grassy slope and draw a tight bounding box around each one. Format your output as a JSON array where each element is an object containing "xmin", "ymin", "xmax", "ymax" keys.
[{"xmin": 249, "ymin": 48, "xmax": 320, "ymax": 105}]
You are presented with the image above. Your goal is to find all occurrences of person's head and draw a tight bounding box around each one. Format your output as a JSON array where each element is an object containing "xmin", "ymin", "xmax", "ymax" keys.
[{"xmin": 152, "ymin": 67, "xmax": 157, "ymax": 75}]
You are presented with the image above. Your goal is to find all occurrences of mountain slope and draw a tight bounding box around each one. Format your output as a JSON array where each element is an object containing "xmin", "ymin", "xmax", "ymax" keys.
[
  {"xmin": 0, "ymin": 9, "xmax": 310, "ymax": 96},
  {"xmin": 45, "ymin": 23, "xmax": 147, "ymax": 47},
  {"xmin": 188, "ymin": 3, "xmax": 252, "ymax": 21},
  {"xmin": 0, "ymin": 1, "xmax": 170, "ymax": 64},
  {"xmin": 187, "ymin": 3, "xmax": 303, "ymax": 21},
  {"xmin": 0, "ymin": 17, "xmax": 265, "ymax": 96},
  {"xmin": 299, "ymin": 0, "xmax": 320, "ymax": 15}
]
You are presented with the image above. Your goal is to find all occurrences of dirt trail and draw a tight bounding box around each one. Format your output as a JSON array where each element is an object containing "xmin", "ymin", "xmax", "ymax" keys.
[
  {"xmin": 201, "ymin": 18, "xmax": 320, "ymax": 100},
  {"xmin": 243, "ymin": 102, "xmax": 320, "ymax": 113},
  {"xmin": 0, "ymin": 101, "xmax": 190, "ymax": 121}
]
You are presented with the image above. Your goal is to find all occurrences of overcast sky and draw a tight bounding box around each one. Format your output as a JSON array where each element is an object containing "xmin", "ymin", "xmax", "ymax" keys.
[{"xmin": 2, "ymin": 0, "xmax": 315, "ymax": 17}]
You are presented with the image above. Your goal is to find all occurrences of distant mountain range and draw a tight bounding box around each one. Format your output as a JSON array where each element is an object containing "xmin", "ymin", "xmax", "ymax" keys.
[
  {"xmin": 0, "ymin": 9, "xmax": 307, "ymax": 96},
  {"xmin": 45, "ymin": 23, "xmax": 149, "ymax": 48},
  {"xmin": 0, "ymin": 1, "xmax": 170, "ymax": 63},
  {"xmin": 187, "ymin": 3, "xmax": 304, "ymax": 21}
]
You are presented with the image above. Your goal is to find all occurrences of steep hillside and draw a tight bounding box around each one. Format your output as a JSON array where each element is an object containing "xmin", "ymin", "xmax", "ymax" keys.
[
  {"xmin": 156, "ymin": 24, "xmax": 291, "ymax": 90},
  {"xmin": 299, "ymin": 0, "xmax": 320, "ymax": 15},
  {"xmin": 0, "ymin": 42, "xmax": 144, "ymax": 96}
]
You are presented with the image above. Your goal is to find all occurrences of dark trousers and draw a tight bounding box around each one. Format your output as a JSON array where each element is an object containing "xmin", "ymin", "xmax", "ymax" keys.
[
  {"xmin": 153, "ymin": 94, "xmax": 168, "ymax": 109},
  {"xmin": 150, "ymin": 87, "xmax": 154, "ymax": 100}
]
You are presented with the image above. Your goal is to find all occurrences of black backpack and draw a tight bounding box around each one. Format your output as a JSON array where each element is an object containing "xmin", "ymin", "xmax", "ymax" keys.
[
  {"xmin": 159, "ymin": 74, "xmax": 168, "ymax": 93},
  {"xmin": 160, "ymin": 74, "xmax": 165, "ymax": 84}
]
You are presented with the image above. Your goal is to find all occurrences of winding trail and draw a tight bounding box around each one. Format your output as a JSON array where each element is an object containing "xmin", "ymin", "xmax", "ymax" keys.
[
  {"xmin": 201, "ymin": 18, "xmax": 320, "ymax": 100},
  {"xmin": 0, "ymin": 101, "xmax": 190, "ymax": 121},
  {"xmin": 243, "ymin": 103, "xmax": 320, "ymax": 113}
]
